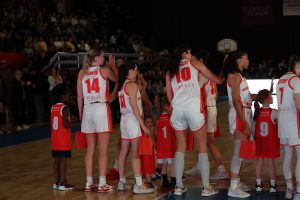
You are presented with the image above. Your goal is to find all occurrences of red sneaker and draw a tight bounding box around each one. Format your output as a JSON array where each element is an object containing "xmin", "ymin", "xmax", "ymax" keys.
[
  {"xmin": 106, "ymin": 168, "xmax": 119, "ymax": 180},
  {"xmin": 97, "ymin": 184, "xmax": 113, "ymax": 193},
  {"xmin": 84, "ymin": 183, "xmax": 98, "ymax": 192}
]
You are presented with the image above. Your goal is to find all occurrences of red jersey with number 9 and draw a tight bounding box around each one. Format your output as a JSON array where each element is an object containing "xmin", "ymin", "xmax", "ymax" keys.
[
  {"xmin": 171, "ymin": 59, "xmax": 201, "ymax": 112},
  {"xmin": 156, "ymin": 113, "xmax": 176, "ymax": 159},
  {"xmin": 82, "ymin": 66, "xmax": 109, "ymax": 104},
  {"xmin": 51, "ymin": 103, "xmax": 72, "ymax": 150},
  {"xmin": 254, "ymin": 107, "xmax": 279, "ymax": 158}
]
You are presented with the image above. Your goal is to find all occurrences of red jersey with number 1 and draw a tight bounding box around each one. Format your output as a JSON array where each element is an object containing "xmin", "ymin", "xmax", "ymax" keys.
[
  {"xmin": 255, "ymin": 107, "xmax": 280, "ymax": 158},
  {"xmin": 156, "ymin": 113, "xmax": 176, "ymax": 159},
  {"xmin": 51, "ymin": 103, "xmax": 72, "ymax": 150}
]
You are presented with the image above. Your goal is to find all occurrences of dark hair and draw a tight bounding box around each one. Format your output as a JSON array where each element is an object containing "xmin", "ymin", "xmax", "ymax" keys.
[
  {"xmin": 117, "ymin": 62, "xmax": 138, "ymax": 91},
  {"xmin": 253, "ymin": 89, "xmax": 270, "ymax": 121},
  {"xmin": 222, "ymin": 51, "xmax": 248, "ymax": 80},
  {"xmin": 144, "ymin": 114, "xmax": 153, "ymax": 121},
  {"xmin": 168, "ymin": 44, "xmax": 190, "ymax": 78},
  {"xmin": 288, "ymin": 54, "xmax": 300, "ymax": 72},
  {"xmin": 193, "ymin": 49, "xmax": 210, "ymax": 64},
  {"xmin": 53, "ymin": 83, "xmax": 67, "ymax": 102},
  {"xmin": 160, "ymin": 97, "xmax": 170, "ymax": 111}
]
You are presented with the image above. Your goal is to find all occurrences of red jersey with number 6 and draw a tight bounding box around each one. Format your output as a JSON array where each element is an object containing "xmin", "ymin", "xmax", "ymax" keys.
[
  {"xmin": 156, "ymin": 113, "xmax": 176, "ymax": 159},
  {"xmin": 51, "ymin": 103, "xmax": 72, "ymax": 150},
  {"xmin": 81, "ymin": 66, "xmax": 109, "ymax": 104},
  {"xmin": 255, "ymin": 107, "xmax": 280, "ymax": 158}
]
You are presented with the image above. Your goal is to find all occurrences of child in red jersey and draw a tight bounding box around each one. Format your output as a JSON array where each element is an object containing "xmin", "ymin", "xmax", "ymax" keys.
[
  {"xmin": 51, "ymin": 84, "xmax": 75, "ymax": 191},
  {"xmin": 253, "ymin": 80, "xmax": 279, "ymax": 193},
  {"xmin": 140, "ymin": 115, "xmax": 157, "ymax": 189},
  {"xmin": 155, "ymin": 98, "xmax": 176, "ymax": 191}
]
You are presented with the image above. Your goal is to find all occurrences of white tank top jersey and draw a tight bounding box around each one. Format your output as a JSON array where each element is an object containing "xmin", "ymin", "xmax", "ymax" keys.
[
  {"xmin": 171, "ymin": 59, "xmax": 201, "ymax": 112},
  {"xmin": 227, "ymin": 73, "xmax": 252, "ymax": 108},
  {"xmin": 276, "ymin": 72, "xmax": 300, "ymax": 139},
  {"xmin": 200, "ymin": 75, "xmax": 217, "ymax": 106},
  {"xmin": 118, "ymin": 80, "xmax": 143, "ymax": 116},
  {"xmin": 81, "ymin": 66, "xmax": 109, "ymax": 104}
]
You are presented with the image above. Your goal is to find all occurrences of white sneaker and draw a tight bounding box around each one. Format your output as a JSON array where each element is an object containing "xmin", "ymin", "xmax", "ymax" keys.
[
  {"xmin": 174, "ymin": 185, "xmax": 187, "ymax": 196},
  {"xmin": 16, "ymin": 125, "xmax": 23, "ymax": 131},
  {"xmin": 255, "ymin": 184, "xmax": 262, "ymax": 192},
  {"xmin": 269, "ymin": 184, "xmax": 277, "ymax": 193},
  {"xmin": 201, "ymin": 185, "xmax": 218, "ymax": 196},
  {"xmin": 133, "ymin": 184, "xmax": 155, "ymax": 194},
  {"xmin": 228, "ymin": 187, "xmax": 250, "ymax": 198},
  {"xmin": 238, "ymin": 181, "xmax": 251, "ymax": 191},
  {"xmin": 185, "ymin": 166, "xmax": 200, "ymax": 176},
  {"xmin": 118, "ymin": 181, "xmax": 132, "ymax": 191},
  {"xmin": 294, "ymin": 192, "xmax": 300, "ymax": 200},
  {"xmin": 52, "ymin": 184, "xmax": 58, "ymax": 190},
  {"xmin": 22, "ymin": 124, "xmax": 29, "ymax": 130},
  {"xmin": 286, "ymin": 188, "xmax": 294, "ymax": 199},
  {"xmin": 210, "ymin": 170, "xmax": 230, "ymax": 180}
]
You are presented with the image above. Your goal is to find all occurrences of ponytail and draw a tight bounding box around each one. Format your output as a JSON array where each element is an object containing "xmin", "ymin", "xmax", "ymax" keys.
[
  {"xmin": 253, "ymin": 100, "xmax": 261, "ymax": 121},
  {"xmin": 82, "ymin": 48, "xmax": 103, "ymax": 74}
]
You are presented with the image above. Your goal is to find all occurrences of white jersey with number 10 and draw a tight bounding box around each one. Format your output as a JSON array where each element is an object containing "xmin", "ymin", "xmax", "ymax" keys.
[{"xmin": 171, "ymin": 59, "xmax": 201, "ymax": 112}]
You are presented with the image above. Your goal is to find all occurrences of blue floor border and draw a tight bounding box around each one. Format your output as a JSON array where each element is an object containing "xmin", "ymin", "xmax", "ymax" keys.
[
  {"xmin": 159, "ymin": 187, "xmax": 286, "ymax": 200},
  {"xmin": 0, "ymin": 125, "xmax": 80, "ymax": 148}
]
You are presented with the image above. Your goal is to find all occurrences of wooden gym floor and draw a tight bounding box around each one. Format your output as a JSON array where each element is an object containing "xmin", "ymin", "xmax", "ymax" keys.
[{"xmin": 0, "ymin": 102, "xmax": 294, "ymax": 200}]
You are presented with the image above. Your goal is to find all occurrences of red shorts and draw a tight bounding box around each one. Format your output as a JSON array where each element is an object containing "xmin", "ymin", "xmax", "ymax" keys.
[
  {"xmin": 141, "ymin": 154, "xmax": 156, "ymax": 174},
  {"xmin": 256, "ymin": 138, "xmax": 280, "ymax": 158}
]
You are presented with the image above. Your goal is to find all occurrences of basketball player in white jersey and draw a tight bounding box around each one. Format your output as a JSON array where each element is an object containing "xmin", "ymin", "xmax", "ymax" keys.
[
  {"xmin": 276, "ymin": 55, "xmax": 300, "ymax": 200},
  {"xmin": 117, "ymin": 63, "xmax": 155, "ymax": 194},
  {"xmin": 77, "ymin": 48, "xmax": 118, "ymax": 192},
  {"xmin": 165, "ymin": 45, "xmax": 222, "ymax": 196},
  {"xmin": 223, "ymin": 51, "xmax": 257, "ymax": 198},
  {"xmin": 185, "ymin": 51, "xmax": 229, "ymax": 180}
]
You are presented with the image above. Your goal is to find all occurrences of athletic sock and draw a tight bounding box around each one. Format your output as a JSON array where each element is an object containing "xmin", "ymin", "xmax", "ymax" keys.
[
  {"xmin": 135, "ymin": 175, "xmax": 143, "ymax": 186},
  {"xmin": 256, "ymin": 179, "xmax": 262, "ymax": 185},
  {"xmin": 120, "ymin": 176, "xmax": 126, "ymax": 183},
  {"xmin": 198, "ymin": 153, "xmax": 210, "ymax": 187},
  {"xmin": 175, "ymin": 152, "xmax": 185, "ymax": 186},
  {"xmin": 270, "ymin": 179, "xmax": 276, "ymax": 186},
  {"xmin": 162, "ymin": 174, "xmax": 168, "ymax": 183},
  {"xmin": 99, "ymin": 176, "xmax": 106, "ymax": 186},
  {"xmin": 86, "ymin": 176, "xmax": 93, "ymax": 185}
]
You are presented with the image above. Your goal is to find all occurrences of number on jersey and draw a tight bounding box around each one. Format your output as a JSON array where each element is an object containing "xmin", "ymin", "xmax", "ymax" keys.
[
  {"xmin": 278, "ymin": 87, "xmax": 284, "ymax": 105},
  {"xmin": 162, "ymin": 126, "xmax": 167, "ymax": 139},
  {"xmin": 259, "ymin": 122, "xmax": 268, "ymax": 137},
  {"xmin": 119, "ymin": 94, "xmax": 126, "ymax": 108},
  {"xmin": 85, "ymin": 78, "xmax": 100, "ymax": 93},
  {"xmin": 176, "ymin": 67, "xmax": 191, "ymax": 83},
  {"xmin": 53, "ymin": 116, "xmax": 59, "ymax": 131}
]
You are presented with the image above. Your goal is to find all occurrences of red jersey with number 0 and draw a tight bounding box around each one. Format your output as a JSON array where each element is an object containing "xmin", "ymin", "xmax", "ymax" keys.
[
  {"xmin": 255, "ymin": 107, "xmax": 280, "ymax": 158},
  {"xmin": 156, "ymin": 113, "xmax": 176, "ymax": 159},
  {"xmin": 81, "ymin": 66, "xmax": 109, "ymax": 104},
  {"xmin": 51, "ymin": 103, "xmax": 72, "ymax": 150}
]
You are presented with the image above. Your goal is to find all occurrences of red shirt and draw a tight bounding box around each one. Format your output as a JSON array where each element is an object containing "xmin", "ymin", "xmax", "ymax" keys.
[
  {"xmin": 51, "ymin": 103, "xmax": 72, "ymax": 150},
  {"xmin": 156, "ymin": 113, "xmax": 176, "ymax": 159}
]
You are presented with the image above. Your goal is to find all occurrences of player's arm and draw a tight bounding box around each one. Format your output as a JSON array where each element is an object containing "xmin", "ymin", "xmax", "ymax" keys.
[
  {"xmin": 127, "ymin": 82, "xmax": 150, "ymax": 135},
  {"xmin": 271, "ymin": 109, "xmax": 278, "ymax": 124},
  {"xmin": 294, "ymin": 78, "xmax": 300, "ymax": 111},
  {"xmin": 62, "ymin": 106, "xmax": 72, "ymax": 128},
  {"xmin": 77, "ymin": 70, "xmax": 84, "ymax": 121},
  {"xmin": 109, "ymin": 83, "xmax": 118, "ymax": 103},
  {"xmin": 165, "ymin": 72, "xmax": 173, "ymax": 104},
  {"xmin": 230, "ymin": 73, "xmax": 250, "ymax": 135},
  {"xmin": 191, "ymin": 57, "xmax": 222, "ymax": 84},
  {"xmin": 103, "ymin": 67, "xmax": 118, "ymax": 82},
  {"xmin": 108, "ymin": 54, "xmax": 118, "ymax": 77}
]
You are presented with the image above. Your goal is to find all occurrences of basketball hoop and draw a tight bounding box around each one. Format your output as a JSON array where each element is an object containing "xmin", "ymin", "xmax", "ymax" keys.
[{"xmin": 217, "ymin": 39, "xmax": 237, "ymax": 53}]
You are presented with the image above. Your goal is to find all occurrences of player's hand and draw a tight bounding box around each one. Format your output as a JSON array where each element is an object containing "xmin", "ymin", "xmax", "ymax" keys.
[
  {"xmin": 242, "ymin": 120, "xmax": 251, "ymax": 136},
  {"xmin": 109, "ymin": 54, "xmax": 116, "ymax": 68},
  {"xmin": 142, "ymin": 125, "xmax": 151, "ymax": 136}
]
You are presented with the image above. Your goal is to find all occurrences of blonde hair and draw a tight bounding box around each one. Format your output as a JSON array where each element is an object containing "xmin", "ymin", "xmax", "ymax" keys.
[{"xmin": 83, "ymin": 48, "xmax": 103, "ymax": 74}]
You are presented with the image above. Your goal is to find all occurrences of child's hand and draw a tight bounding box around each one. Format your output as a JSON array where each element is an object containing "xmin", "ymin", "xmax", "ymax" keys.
[{"xmin": 142, "ymin": 125, "xmax": 151, "ymax": 136}]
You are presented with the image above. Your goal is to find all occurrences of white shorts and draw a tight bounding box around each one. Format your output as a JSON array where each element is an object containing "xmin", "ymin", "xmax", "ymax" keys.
[
  {"xmin": 120, "ymin": 114, "xmax": 142, "ymax": 140},
  {"xmin": 170, "ymin": 109, "xmax": 205, "ymax": 132},
  {"xmin": 157, "ymin": 158, "xmax": 174, "ymax": 165},
  {"xmin": 206, "ymin": 106, "xmax": 217, "ymax": 133},
  {"xmin": 81, "ymin": 103, "xmax": 112, "ymax": 133},
  {"xmin": 228, "ymin": 107, "xmax": 252, "ymax": 135},
  {"xmin": 280, "ymin": 138, "xmax": 300, "ymax": 147}
]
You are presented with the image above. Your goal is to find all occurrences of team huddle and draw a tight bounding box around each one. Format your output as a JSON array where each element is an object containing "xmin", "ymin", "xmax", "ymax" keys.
[{"xmin": 50, "ymin": 46, "xmax": 300, "ymax": 199}]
